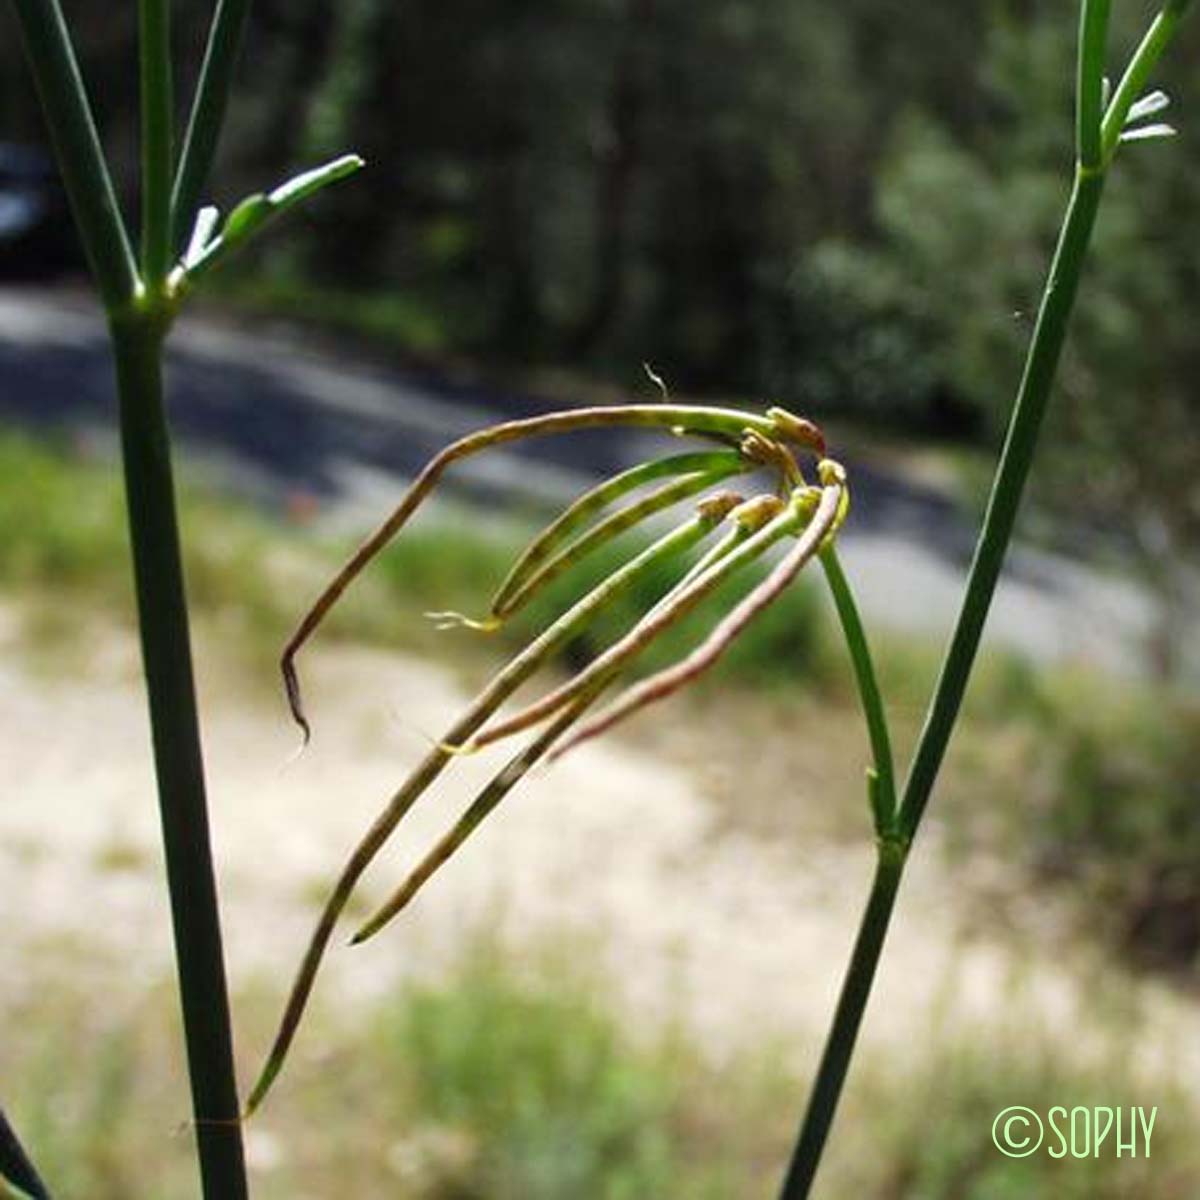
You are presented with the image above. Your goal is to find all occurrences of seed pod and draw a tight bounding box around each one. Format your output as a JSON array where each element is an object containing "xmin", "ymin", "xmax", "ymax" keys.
[
  {"xmin": 487, "ymin": 450, "xmax": 749, "ymax": 622},
  {"xmin": 281, "ymin": 404, "xmax": 823, "ymax": 737},
  {"xmin": 459, "ymin": 489, "xmax": 818, "ymax": 753},
  {"xmin": 351, "ymin": 688, "xmax": 602, "ymax": 944},
  {"xmin": 247, "ymin": 496, "xmax": 740, "ymax": 1114},
  {"xmin": 493, "ymin": 462, "xmax": 747, "ymax": 621},
  {"xmin": 767, "ymin": 406, "xmax": 826, "ymax": 457},
  {"xmin": 551, "ymin": 482, "xmax": 843, "ymax": 757}
]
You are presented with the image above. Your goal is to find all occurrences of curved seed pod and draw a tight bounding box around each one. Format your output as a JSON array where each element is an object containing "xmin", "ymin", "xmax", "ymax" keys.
[
  {"xmin": 551, "ymin": 483, "xmax": 843, "ymax": 758},
  {"xmin": 353, "ymin": 496, "xmax": 788, "ymax": 944},
  {"xmin": 351, "ymin": 687, "xmax": 603, "ymax": 945},
  {"xmin": 495, "ymin": 464, "xmax": 746, "ymax": 621},
  {"xmin": 459, "ymin": 490, "xmax": 819, "ymax": 753},
  {"xmin": 351, "ymin": 497, "xmax": 789, "ymax": 944},
  {"xmin": 428, "ymin": 456, "xmax": 753, "ymax": 633},
  {"xmin": 281, "ymin": 403, "xmax": 820, "ymax": 737},
  {"xmin": 487, "ymin": 450, "xmax": 749, "ymax": 622},
  {"xmin": 246, "ymin": 497, "xmax": 740, "ymax": 1115}
]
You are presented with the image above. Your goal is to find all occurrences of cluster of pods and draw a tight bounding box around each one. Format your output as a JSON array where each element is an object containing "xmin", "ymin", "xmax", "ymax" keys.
[{"xmin": 249, "ymin": 401, "xmax": 850, "ymax": 1113}]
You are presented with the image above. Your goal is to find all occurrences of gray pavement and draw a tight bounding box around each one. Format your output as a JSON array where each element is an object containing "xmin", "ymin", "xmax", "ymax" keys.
[{"xmin": 0, "ymin": 284, "xmax": 1182, "ymax": 682}]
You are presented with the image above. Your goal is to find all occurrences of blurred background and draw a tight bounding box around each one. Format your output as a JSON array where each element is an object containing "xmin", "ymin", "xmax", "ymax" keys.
[{"xmin": 1, "ymin": 1, "xmax": 1199, "ymax": 1196}]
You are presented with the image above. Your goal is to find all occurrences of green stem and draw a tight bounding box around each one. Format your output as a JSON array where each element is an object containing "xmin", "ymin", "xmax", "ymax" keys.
[
  {"xmin": 778, "ymin": 155, "xmax": 1110, "ymax": 1200},
  {"xmin": 1077, "ymin": 0, "xmax": 1112, "ymax": 167},
  {"xmin": 1101, "ymin": 2, "xmax": 1188, "ymax": 160},
  {"xmin": 111, "ymin": 316, "xmax": 249, "ymax": 1200},
  {"xmin": 818, "ymin": 546, "xmax": 896, "ymax": 830},
  {"xmin": 138, "ymin": 0, "xmax": 174, "ymax": 284},
  {"xmin": 171, "ymin": 0, "xmax": 253, "ymax": 250},
  {"xmin": 9, "ymin": 0, "xmax": 138, "ymax": 309},
  {"xmin": 897, "ymin": 166, "xmax": 1105, "ymax": 841},
  {"xmin": 778, "ymin": 844, "xmax": 906, "ymax": 1199}
]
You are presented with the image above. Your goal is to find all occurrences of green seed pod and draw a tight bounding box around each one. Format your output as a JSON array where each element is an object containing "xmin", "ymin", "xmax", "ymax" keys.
[
  {"xmin": 351, "ymin": 687, "xmax": 602, "ymax": 944},
  {"xmin": 281, "ymin": 404, "xmax": 821, "ymax": 737},
  {"xmin": 460, "ymin": 491, "xmax": 815, "ymax": 752},
  {"xmin": 486, "ymin": 450, "xmax": 749, "ymax": 623},
  {"xmin": 767, "ymin": 406, "xmax": 827, "ymax": 457},
  {"xmin": 551, "ymin": 481, "xmax": 843, "ymax": 757},
  {"xmin": 248, "ymin": 498, "xmax": 738, "ymax": 1114},
  {"xmin": 493, "ymin": 462, "xmax": 747, "ymax": 621}
]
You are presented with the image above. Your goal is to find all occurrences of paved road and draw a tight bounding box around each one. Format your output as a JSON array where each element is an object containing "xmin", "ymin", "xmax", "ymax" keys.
[{"xmin": 0, "ymin": 285, "xmax": 1172, "ymax": 679}]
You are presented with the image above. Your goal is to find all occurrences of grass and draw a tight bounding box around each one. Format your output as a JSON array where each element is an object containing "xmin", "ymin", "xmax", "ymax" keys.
[
  {"xmin": 5, "ymin": 933, "xmax": 1198, "ymax": 1199},
  {"xmin": 829, "ymin": 1018, "xmax": 1200, "ymax": 1199},
  {"xmin": 206, "ymin": 272, "xmax": 458, "ymax": 358},
  {"xmin": 946, "ymin": 671, "xmax": 1200, "ymax": 979},
  {"xmin": 0, "ymin": 939, "xmax": 788, "ymax": 1199}
]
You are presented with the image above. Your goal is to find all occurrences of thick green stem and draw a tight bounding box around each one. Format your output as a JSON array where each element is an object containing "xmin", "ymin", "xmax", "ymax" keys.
[
  {"xmin": 171, "ymin": 0, "xmax": 253, "ymax": 249},
  {"xmin": 111, "ymin": 317, "xmax": 248, "ymax": 1200},
  {"xmin": 9, "ymin": 0, "xmax": 138, "ymax": 309},
  {"xmin": 138, "ymin": 0, "xmax": 174, "ymax": 284},
  {"xmin": 778, "ymin": 844, "xmax": 906, "ymax": 1199}
]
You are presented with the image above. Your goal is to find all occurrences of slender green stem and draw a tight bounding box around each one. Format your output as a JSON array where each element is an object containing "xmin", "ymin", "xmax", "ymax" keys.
[
  {"xmin": 1101, "ymin": 2, "xmax": 1188, "ymax": 159},
  {"xmin": 818, "ymin": 546, "xmax": 896, "ymax": 830},
  {"xmin": 171, "ymin": 0, "xmax": 253, "ymax": 250},
  {"xmin": 111, "ymin": 316, "xmax": 248, "ymax": 1200},
  {"xmin": 9, "ymin": 0, "xmax": 138, "ymax": 309},
  {"xmin": 778, "ymin": 845, "xmax": 906, "ymax": 1199},
  {"xmin": 138, "ymin": 0, "xmax": 174, "ymax": 284},
  {"xmin": 1077, "ymin": 0, "xmax": 1112, "ymax": 167},
  {"xmin": 897, "ymin": 166, "xmax": 1104, "ymax": 841},
  {"xmin": 779, "ymin": 26, "xmax": 1139, "ymax": 1189}
]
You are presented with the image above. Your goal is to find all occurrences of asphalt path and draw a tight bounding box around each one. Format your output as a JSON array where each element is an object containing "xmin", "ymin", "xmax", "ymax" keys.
[{"xmin": 0, "ymin": 285, "xmax": 1166, "ymax": 679}]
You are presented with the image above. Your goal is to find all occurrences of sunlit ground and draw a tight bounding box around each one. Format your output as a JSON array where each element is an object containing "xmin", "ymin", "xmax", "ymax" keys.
[{"xmin": 2, "ymin": 430, "xmax": 1199, "ymax": 1197}]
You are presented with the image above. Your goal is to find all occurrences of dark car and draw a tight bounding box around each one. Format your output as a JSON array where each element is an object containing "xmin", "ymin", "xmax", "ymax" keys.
[{"xmin": 0, "ymin": 143, "xmax": 81, "ymax": 278}]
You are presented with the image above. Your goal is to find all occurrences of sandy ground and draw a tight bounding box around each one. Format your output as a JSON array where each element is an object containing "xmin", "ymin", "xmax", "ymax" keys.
[{"xmin": 2, "ymin": 603, "xmax": 1197, "ymax": 1096}]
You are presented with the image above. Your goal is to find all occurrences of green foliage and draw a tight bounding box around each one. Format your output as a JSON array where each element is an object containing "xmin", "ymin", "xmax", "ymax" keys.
[
  {"xmin": 0, "ymin": 435, "xmax": 130, "ymax": 600},
  {"xmin": 11, "ymin": 940, "xmax": 1200, "ymax": 1199},
  {"xmin": 378, "ymin": 952, "xmax": 711, "ymax": 1198},
  {"xmin": 1029, "ymin": 689, "xmax": 1200, "ymax": 975},
  {"xmin": 830, "ymin": 1022, "xmax": 1200, "ymax": 1199},
  {"xmin": 805, "ymin": 6, "xmax": 1200, "ymax": 575},
  {"xmin": 3, "ymin": 946, "xmax": 778, "ymax": 1198}
]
